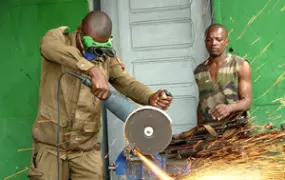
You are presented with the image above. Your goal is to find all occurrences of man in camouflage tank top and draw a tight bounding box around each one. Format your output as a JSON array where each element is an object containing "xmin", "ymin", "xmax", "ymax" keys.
[{"xmin": 195, "ymin": 24, "xmax": 252, "ymax": 125}]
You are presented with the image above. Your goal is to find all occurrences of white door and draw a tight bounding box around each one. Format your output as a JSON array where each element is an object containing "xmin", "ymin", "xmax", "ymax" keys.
[{"xmin": 101, "ymin": 0, "xmax": 212, "ymax": 178}]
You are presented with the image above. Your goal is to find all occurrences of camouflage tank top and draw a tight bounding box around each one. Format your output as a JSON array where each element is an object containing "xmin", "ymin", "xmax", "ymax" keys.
[{"xmin": 194, "ymin": 54, "xmax": 246, "ymax": 123}]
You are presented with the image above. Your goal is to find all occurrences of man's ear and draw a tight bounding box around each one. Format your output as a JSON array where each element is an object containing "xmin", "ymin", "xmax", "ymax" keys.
[
  {"xmin": 76, "ymin": 31, "xmax": 85, "ymax": 53},
  {"xmin": 225, "ymin": 39, "xmax": 230, "ymax": 46},
  {"xmin": 77, "ymin": 25, "xmax": 82, "ymax": 33}
]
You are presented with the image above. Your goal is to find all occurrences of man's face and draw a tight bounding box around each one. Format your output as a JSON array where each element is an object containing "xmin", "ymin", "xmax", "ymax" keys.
[{"xmin": 205, "ymin": 27, "xmax": 229, "ymax": 57}]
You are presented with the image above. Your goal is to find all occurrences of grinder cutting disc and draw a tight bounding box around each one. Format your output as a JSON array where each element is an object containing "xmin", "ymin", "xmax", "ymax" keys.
[{"xmin": 124, "ymin": 106, "xmax": 173, "ymax": 155}]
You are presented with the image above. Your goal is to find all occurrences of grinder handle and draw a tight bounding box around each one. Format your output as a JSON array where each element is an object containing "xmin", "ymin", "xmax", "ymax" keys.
[
  {"xmin": 82, "ymin": 77, "xmax": 173, "ymax": 98},
  {"xmin": 163, "ymin": 89, "xmax": 173, "ymax": 97}
]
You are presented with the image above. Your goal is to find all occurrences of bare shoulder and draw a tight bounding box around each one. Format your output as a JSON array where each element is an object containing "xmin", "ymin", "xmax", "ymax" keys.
[
  {"xmin": 242, "ymin": 60, "xmax": 251, "ymax": 69},
  {"xmin": 239, "ymin": 59, "xmax": 251, "ymax": 78},
  {"xmin": 231, "ymin": 54, "xmax": 251, "ymax": 73},
  {"xmin": 194, "ymin": 60, "xmax": 208, "ymax": 75},
  {"xmin": 231, "ymin": 54, "xmax": 248, "ymax": 64}
]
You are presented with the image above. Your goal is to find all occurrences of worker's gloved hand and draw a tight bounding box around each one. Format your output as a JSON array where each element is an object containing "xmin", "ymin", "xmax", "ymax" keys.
[
  {"xmin": 211, "ymin": 104, "xmax": 232, "ymax": 121},
  {"xmin": 88, "ymin": 67, "xmax": 110, "ymax": 100},
  {"xmin": 149, "ymin": 89, "xmax": 173, "ymax": 110}
]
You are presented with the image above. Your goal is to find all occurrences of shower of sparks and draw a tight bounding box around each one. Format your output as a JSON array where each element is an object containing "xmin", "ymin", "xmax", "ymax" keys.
[
  {"xmin": 268, "ymin": 0, "xmax": 280, "ymax": 14},
  {"xmin": 60, "ymin": 151, "xmax": 72, "ymax": 159},
  {"xmin": 104, "ymin": 138, "xmax": 117, "ymax": 159},
  {"xmin": 174, "ymin": 125, "xmax": 285, "ymax": 180},
  {"xmin": 111, "ymin": 139, "xmax": 116, "ymax": 145},
  {"xmin": 279, "ymin": 63, "xmax": 285, "ymax": 67},
  {"xmin": 256, "ymin": 61, "xmax": 267, "ymax": 70},
  {"xmin": 137, "ymin": 151, "xmax": 173, "ymax": 180},
  {"xmin": 136, "ymin": 120, "xmax": 285, "ymax": 179},
  {"xmin": 254, "ymin": 71, "xmax": 285, "ymax": 101},
  {"xmin": 4, "ymin": 167, "xmax": 29, "ymax": 180},
  {"xmin": 137, "ymin": 96, "xmax": 285, "ymax": 179},
  {"xmin": 17, "ymin": 148, "xmax": 33, "ymax": 152},
  {"xmin": 228, "ymin": 29, "xmax": 233, "ymax": 36},
  {"xmin": 250, "ymin": 107, "xmax": 260, "ymax": 114},
  {"xmin": 250, "ymin": 37, "xmax": 260, "ymax": 46},
  {"xmin": 254, "ymin": 75, "xmax": 262, "ymax": 82},
  {"xmin": 105, "ymin": 149, "xmax": 111, "ymax": 159},
  {"xmin": 251, "ymin": 41, "xmax": 273, "ymax": 64},
  {"xmin": 64, "ymin": 132, "xmax": 76, "ymax": 136},
  {"xmin": 237, "ymin": 0, "xmax": 272, "ymax": 40},
  {"xmin": 269, "ymin": 115, "xmax": 282, "ymax": 121},
  {"xmin": 273, "ymin": 96, "xmax": 285, "ymax": 106},
  {"xmin": 272, "ymin": 96, "xmax": 285, "ymax": 111},
  {"xmin": 38, "ymin": 120, "xmax": 56, "ymax": 123},
  {"xmin": 135, "ymin": 119, "xmax": 285, "ymax": 180}
]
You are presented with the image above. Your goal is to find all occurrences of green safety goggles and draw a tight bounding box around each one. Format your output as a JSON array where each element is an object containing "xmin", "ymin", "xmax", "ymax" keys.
[
  {"xmin": 82, "ymin": 36, "xmax": 113, "ymax": 49},
  {"xmin": 86, "ymin": 47, "xmax": 116, "ymax": 57},
  {"xmin": 82, "ymin": 36, "xmax": 116, "ymax": 57}
]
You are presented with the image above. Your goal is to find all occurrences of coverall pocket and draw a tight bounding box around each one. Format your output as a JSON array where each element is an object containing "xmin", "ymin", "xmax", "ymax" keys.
[
  {"xmin": 39, "ymin": 104, "xmax": 68, "ymax": 128},
  {"xmin": 27, "ymin": 146, "xmax": 45, "ymax": 180},
  {"xmin": 28, "ymin": 144, "xmax": 62, "ymax": 180},
  {"xmin": 27, "ymin": 167, "xmax": 44, "ymax": 180}
]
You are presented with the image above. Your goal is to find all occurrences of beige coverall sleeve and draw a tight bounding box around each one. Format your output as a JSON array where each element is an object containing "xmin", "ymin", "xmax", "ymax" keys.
[
  {"xmin": 40, "ymin": 26, "xmax": 96, "ymax": 72},
  {"xmin": 108, "ymin": 57, "xmax": 154, "ymax": 105}
]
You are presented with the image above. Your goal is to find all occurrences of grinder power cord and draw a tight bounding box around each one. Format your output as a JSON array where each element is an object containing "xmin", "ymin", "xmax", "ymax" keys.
[{"xmin": 56, "ymin": 72, "xmax": 173, "ymax": 180}]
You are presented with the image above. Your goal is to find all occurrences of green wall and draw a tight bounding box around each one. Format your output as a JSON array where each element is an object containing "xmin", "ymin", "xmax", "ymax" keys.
[
  {"xmin": 0, "ymin": 0, "xmax": 88, "ymax": 179},
  {"xmin": 212, "ymin": 0, "xmax": 285, "ymax": 127}
]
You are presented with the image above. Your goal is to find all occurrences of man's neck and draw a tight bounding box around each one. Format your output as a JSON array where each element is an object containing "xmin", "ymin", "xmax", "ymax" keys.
[{"xmin": 209, "ymin": 52, "xmax": 227, "ymax": 65}]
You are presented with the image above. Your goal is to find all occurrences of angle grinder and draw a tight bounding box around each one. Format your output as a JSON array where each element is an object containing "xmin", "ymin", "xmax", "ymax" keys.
[
  {"xmin": 124, "ymin": 105, "xmax": 173, "ymax": 155},
  {"xmin": 73, "ymin": 72, "xmax": 173, "ymax": 155}
]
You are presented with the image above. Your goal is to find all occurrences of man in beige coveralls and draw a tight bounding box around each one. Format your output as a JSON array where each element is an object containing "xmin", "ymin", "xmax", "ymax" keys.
[{"xmin": 28, "ymin": 11, "xmax": 172, "ymax": 179}]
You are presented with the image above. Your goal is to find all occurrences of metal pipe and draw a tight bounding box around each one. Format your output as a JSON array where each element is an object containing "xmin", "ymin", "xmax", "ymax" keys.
[
  {"xmin": 101, "ymin": 103, "xmax": 109, "ymax": 180},
  {"xmin": 101, "ymin": 91, "xmax": 138, "ymax": 180}
]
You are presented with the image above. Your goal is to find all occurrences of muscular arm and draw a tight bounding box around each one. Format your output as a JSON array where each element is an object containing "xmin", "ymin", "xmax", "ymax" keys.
[
  {"xmin": 109, "ymin": 57, "xmax": 154, "ymax": 105},
  {"xmin": 40, "ymin": 26, "xmax": 96, "ymax": 72},
  {"xmin": 211, "ymin": 60, "xmax": 252, "ymax": 120},
  {"xmin": 229, "ymin": 60, "xmax": 252, "ymax": 112}
]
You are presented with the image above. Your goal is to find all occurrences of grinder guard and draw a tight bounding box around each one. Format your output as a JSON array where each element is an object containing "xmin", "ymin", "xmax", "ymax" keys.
[
  {"xmin": 103, "ymin": 90, "xmax": 173, "ymax": 155},
  {"xmin": 124, "ymin": 106, "xmax": 173, "ymax": 155}
]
